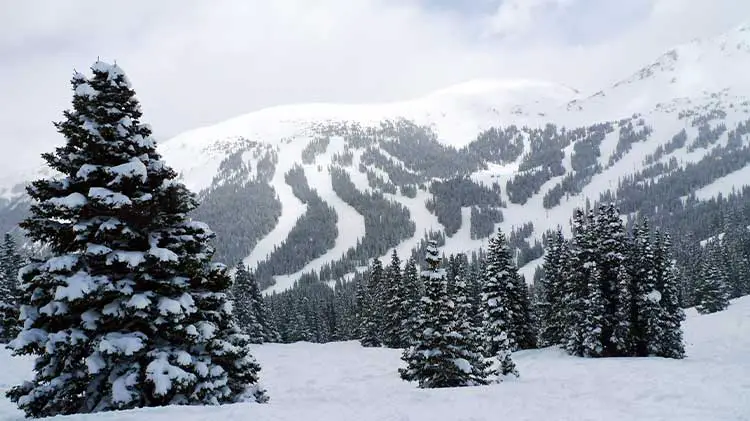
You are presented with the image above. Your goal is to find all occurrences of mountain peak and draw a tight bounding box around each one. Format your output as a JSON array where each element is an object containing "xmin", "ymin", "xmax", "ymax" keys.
[
  {"xmin": 614, "ymin": 21, "xmax": 750, "ymax": 89},
  {"xmin": 428, "ymin": 78, "xmax": 579, "ymax": 98}
]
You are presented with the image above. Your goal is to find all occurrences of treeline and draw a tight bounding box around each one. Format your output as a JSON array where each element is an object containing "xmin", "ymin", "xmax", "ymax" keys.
[{"xmin": 265, "ymin": 204, "xmax": 692, "ymax": 389}]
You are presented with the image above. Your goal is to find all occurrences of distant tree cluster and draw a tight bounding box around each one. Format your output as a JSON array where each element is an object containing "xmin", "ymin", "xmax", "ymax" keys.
[
  {"xmin": 463, "ymin": 126, "xmax": 525, "ymax": 164},
  {"xmin": 254, "ymin": 165, "xmax": 338, "ymax": 286},
  {"xmin": 643, "ymin": 129, "xmax": 687, "ymax": 165},
  {"xmin": 608, "ymin": 118, "xmax": 652, "ymax": 166},
  {"xmin": 359, "ymin": 146, "xmax": 424, "ymax": 186},
  {"xmin": 330, "ymin": 166, "xmax": 415, "ymax": 263},
  {"xmin": 376, "ymin": 120, "xmax": 479, "ymax": 178},
  {"xmin": 470, "ymin": 205, "xmax": 504, "ymax": 240},
  {"xmin": 301, "ymin": 136, "xmax": 331, "ymax": 164},
  {"xmin": 426, "ymin": 177, "xmax": 504, "ymax": 237},
  {"xmin": 611, "ymin": 118, "xmax": 750, "ymax": 215}
]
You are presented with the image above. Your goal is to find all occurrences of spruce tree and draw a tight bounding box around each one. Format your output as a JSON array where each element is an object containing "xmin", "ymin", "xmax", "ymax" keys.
[
  {"xmin": 467, "ymin": 258, "xmax": 485, "ymax": 330},
  {"xmin": 627, "ymin": 219, "xmax": 659, "ymax": 357},
  {"xmin": 247, "ymin": 268, "xmax": 280, "ymax": 343},
  {"xmin": 694, "ymin": 242, "xmax": 730, "ymax": 314},
  {"xmin": 592, "ymin": 204, "xmax": 631, "ymax": 357},
  {"xmin": 451, "ymin": 256, "xmax": 491, "ymax": 383},
  {"xmin": 721, "ymin": 209, "xmax": 750, "ymax": 298},
  {"xmin": 359, "ymin": 259, "xmax": 384, "ymax": 347},
  {"xmin": 481, "ymin": 229, "xmax": 519, "ymax": 376},
  {"xmin": 400, "ymin": 241, "xmax": 489, "ymax": 387},
  {"xmin": 402, "ymin": 256, "xmax": 421, "ymax": 345},
  {"xmin": 537, "ymin": 228, "xmax": 566, "ymax": 347},
  {"xmin": 231, "ymin": 263, "xmax": 264, "ymax": 343},
  {"xmin": 0, "ymin": 232, "xmax": 24, "ymax": 343},
  {"xmin": 677, "ymin": 232, "xmax": 703, "ymax": 307},
  {"xmin": 6, "ymin": 61, "xmax": 266, "ymax": 417},
  {"xmin": 482, "ymin": 229, "xmax": 535, "ymax": 352},
  {"xmin": 354, "ymin": 276, "xmax": 368, "ymax": 340},
  {"xmin": 651, "ymin": 231, "xmax": 685, "ymax": 358},
  {"xmin": 563, "ymin": 209, "xmax": 597, "ymax": 357},
  {"xmin": 383, "ymin": 250, "xmax": 408, "ymax": 348}
]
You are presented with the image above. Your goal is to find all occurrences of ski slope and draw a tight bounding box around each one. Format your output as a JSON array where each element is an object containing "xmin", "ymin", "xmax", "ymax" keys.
[{"xmin": 1, "ymin": 296, "xmax": 748, "ymax": 421}]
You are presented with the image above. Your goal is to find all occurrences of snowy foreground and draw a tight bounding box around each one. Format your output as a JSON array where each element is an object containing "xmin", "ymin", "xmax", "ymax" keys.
[{"xmin": 1, "ymin": 297, "xmax": 749, "ymax": 421}]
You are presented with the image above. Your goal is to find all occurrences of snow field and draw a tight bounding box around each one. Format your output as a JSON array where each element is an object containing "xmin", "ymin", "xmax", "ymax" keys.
[{"xmin": 1, "ymin": 296, "xmax": 748, "ymax": 421}]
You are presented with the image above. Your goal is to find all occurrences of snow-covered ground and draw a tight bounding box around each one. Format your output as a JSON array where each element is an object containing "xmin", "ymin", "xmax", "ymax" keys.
[{"xmin": 1, "ymin": 296, "xmax": 748, "ymax": 421}]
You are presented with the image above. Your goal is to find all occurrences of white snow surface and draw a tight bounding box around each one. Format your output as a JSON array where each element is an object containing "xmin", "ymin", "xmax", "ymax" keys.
[{"xmin": 1, "ymin": 296, "xmax": 748, "ymax": 421}]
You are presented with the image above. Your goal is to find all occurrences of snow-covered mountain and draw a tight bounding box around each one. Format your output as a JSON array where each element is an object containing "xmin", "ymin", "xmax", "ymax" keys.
[{"xmin": 3, "ymin": 23, "xmax": 750, "ymax": 293}]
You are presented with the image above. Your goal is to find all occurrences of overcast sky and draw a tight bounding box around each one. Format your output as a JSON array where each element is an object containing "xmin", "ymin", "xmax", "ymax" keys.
[{"xmin": 1, "ymin": 0, "xmax": 748, "ymax": 177}]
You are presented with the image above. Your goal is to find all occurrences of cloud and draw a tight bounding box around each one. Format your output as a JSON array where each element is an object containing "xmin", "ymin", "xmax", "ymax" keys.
[
  {"xmin": 487, "ymin": 0, "xmax": 577, "ymax": 38},
  {"xmin": 0, "ymin": 0, "xmax": 748, "ymax": 180}
]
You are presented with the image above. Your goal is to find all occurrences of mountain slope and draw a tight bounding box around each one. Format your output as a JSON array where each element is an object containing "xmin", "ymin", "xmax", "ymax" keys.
[
  {"xmin": 2, "ymin": 296, "xmax": 748, "ymax": 421},
  {"xmin": 2, "ymin": 24, "xmax": 750, "ymax": 292}
]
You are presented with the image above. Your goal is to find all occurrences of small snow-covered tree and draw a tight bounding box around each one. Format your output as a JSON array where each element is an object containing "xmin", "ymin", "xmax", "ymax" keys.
[
  {"xmin": 537, "ymin": 228, "xmax": 567, "ymax": 347},
  {"xmin": 467, "ymin": 259, "xmax": 484, "ymax": 329},
  {"xmin": 231, "ymin": 263, "xmax": 263, "ymax": 343},
  {"xmin": 592, "ymin": 204, "xmax": 631, "ymax": 357},
  {"xmin": 6, "ymin": 61, "xmax": 266, "ymax": 418},
  {"xmin": 721, "ymin": 209, "xmax": 750, "ymax": 298},
  {"xmin": 239, "ymin": 264, "xmax": 279, "ymax": 343},
  {"xmin": 694, "ymin": 242, "xmax": 730, "ymax": 314},
  {"xmin": 383, "ymin": 250, "xmax": 408, "ymax": 348},
  {"xmin": 482, "ymin": 228, "xmax": 533, "ymax": 353},
  {"xmin": 480, "ymin": 230, "xmax": 519, "ymax": 377},
  {"xmin": 651, "ymin": 231, "xmax": 685, "ymax": 358},
  {"xmin": 401, "ymin": 256, "xmax": 421, "ymax": 345},
  {"xmin": 400, "ymin": 241, "xmax": 489, "ymax": 387},
  {"xmin": 0, "ymin": 232, "xmax": 24, "ymax": 343},
  {"xmin": 359, "ymin": 258, "xmax": 384, "ymax": 347},
  {"xmin": 627, "ymin": 218, "xmax": 660, "ymax": 357},
  {"xmin": 563, "ymin": 209, "xmax": 597, "ymax": 357},
  {"xmin": 451, "ymin": 255, "xmax": 491, "ymax": 382}
]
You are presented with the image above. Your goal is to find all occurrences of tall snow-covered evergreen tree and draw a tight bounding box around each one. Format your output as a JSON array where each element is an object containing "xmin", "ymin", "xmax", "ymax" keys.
[
  {"xmin": 359, "ymin": 258, "xmax": 384, "ymax": 347},
  {"xmin": 480, "ymin": 230, "xmax": 519, "ymax": 376},
  {"xmin": 401, "ymin": 256, "xmax": 421, "ymax": 345},
  {"xmin": 0, "ymin": 232, "xmax": 24, "ymax": 343},
  {"xmin": 627, "ymin": 218, "xmax": 660, "ymax": 357},
  {"xmin": 537, "ymin": 228, "xmax": 567, "ymax": 347},
  {"xmin": 651, "ymin": 231, "xmax": 685, "ymax": 358},
  {"xmin": 354, "ymin": 276, "xmax": 368, "ymax": 340},
  {"xmin": 243, "ymin": 266, "xmax": 280, "ymax": 343},
  {"xmin": 563, "ymin": 209, "xmax": 598, "ymax": 357},
  {"xmin": 451, "ymin": 255, "xmax": 491, "ymax": 383},
  {"xmin": 383, "ymin": 250, "xmax": 408, "ymax": 348},
  {"xmin": 231, "ymin": 263, "xmax": 263, "ymax": 343},
  {"xmin": 6, "ymin": 61, "xmax": 266, "ymax": 418},
  {"xmin": 694, "ymin": 242, "xmax": 730, "ymax": 314},
  {"xmin": 592, "ymin": 204, "xmax": 631, "ymax": 357},
  {"xmin": 482, "ymin": 228, "xmax": 534, "ymax": 353},
  {"xmin": 400, "ymin": 241, "xmax": 489, "ymax": 388},
  {"xmin": 467, "ymin": 258, "xmax": 484, "ymax": 329},
  {"xmin": 721, "ymin": 208, "xmax": 750, "ymax": 299}
]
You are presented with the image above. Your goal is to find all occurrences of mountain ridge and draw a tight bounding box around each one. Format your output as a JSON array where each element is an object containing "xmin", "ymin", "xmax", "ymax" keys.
[{"xmin": 2, "ymin": 23, "xmax": 750, "ymax": 294}]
